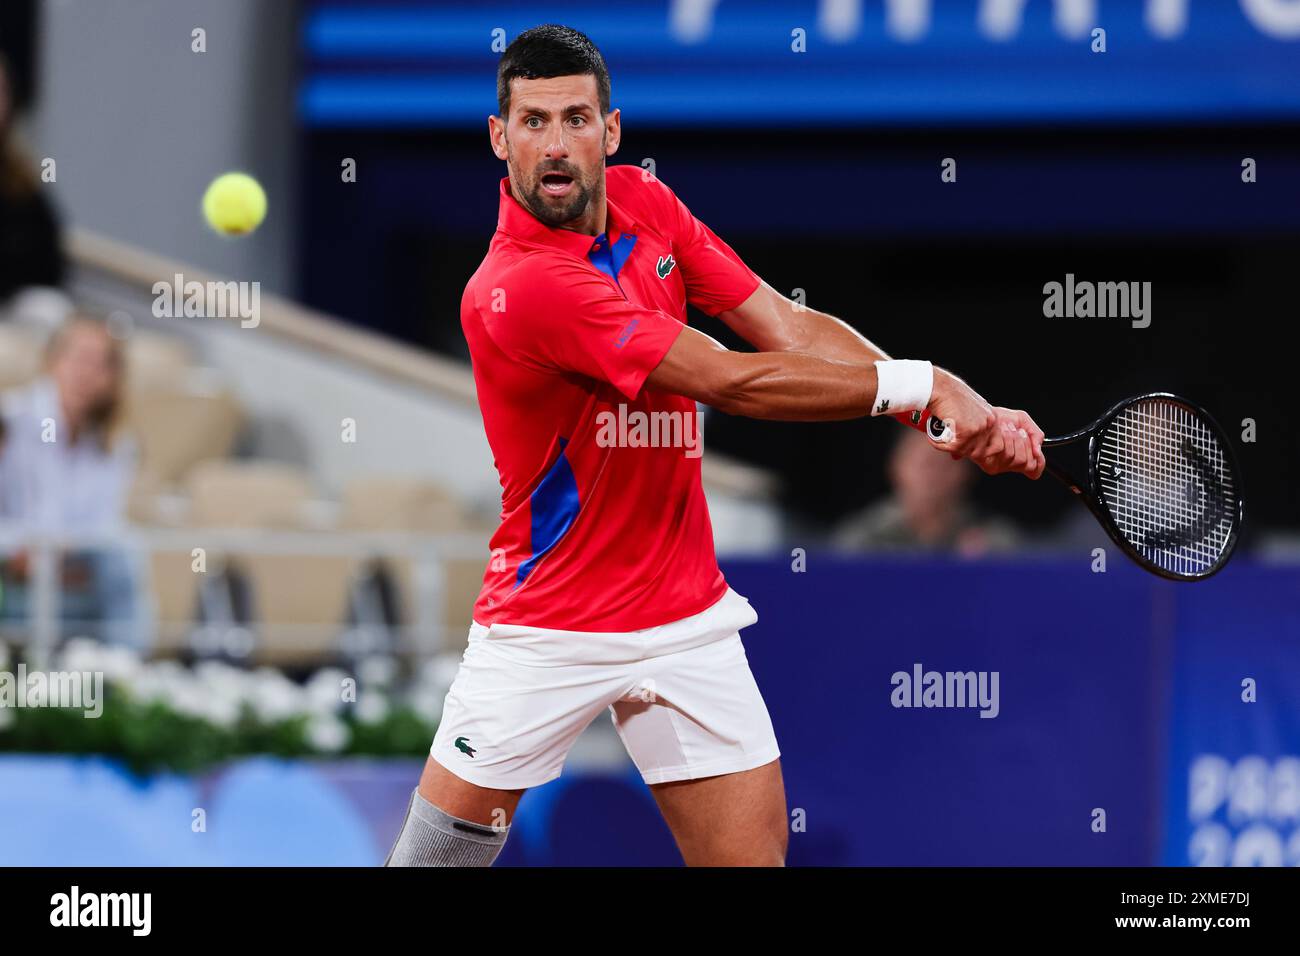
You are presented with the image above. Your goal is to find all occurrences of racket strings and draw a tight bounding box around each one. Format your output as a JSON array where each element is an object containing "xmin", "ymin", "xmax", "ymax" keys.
[{"xmin": 1096, "ymin": 399, "xmax": 1237, "ymax": 577}]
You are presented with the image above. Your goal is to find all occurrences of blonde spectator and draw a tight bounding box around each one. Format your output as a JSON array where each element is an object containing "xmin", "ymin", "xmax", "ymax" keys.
[{"xmin": 0, "ymin": 316, "xmax": 147, "ymax": 648}]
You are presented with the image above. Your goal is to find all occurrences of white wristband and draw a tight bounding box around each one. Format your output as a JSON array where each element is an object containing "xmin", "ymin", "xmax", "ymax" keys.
[{"xmin": 872, "ymin": 359, "xmax": 933, "ymax": 416}]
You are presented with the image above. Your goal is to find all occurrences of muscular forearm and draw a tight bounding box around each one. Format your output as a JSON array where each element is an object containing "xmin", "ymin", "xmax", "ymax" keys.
[
  {"xmin": 789, "ymin": 306, "xmax": 891, "ymax": 365},
  {"xmin": 708, "ymin": 350, "xmax": 879, "ymax": 421},
  {"xmin": 718, "ymin": 281, "xmax": 890, "ymax": 365},
  {"xmin": 651, "ymin": 322, "xmax": 897, "ymax": 421}
]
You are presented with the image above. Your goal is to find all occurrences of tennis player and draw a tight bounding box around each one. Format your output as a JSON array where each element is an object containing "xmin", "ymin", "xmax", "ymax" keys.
[{"xmin": 386, "ymin": 24, "xmax": 1046, "ymax": 868}]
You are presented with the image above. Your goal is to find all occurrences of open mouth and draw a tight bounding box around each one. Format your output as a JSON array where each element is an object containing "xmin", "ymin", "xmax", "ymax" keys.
[{"xmin": 540, "ymin": 171, "xmax": 575, "ymax": 195}]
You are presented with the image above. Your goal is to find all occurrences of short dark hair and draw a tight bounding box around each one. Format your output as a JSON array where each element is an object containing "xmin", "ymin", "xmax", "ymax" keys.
[{"xmin": 496, "ymin": 25, "xmax": 611, "ymax": 120}]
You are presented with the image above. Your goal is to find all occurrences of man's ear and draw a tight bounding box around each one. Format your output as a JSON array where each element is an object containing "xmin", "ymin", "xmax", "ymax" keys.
[
  {"xmin": 604, "ymin": 107, "xmax": 621, "ymax": 157},
  {"xmin": 489, "ymin": 114, "xmax": 508, "ymax": 161}
]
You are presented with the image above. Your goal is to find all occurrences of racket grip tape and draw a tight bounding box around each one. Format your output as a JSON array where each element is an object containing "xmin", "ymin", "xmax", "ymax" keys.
[{"xmin": 892, "ymin": 409, "xmax": 954, "ymax": 444}]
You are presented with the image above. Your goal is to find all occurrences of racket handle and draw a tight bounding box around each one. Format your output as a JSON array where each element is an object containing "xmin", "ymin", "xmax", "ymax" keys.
[{"xmin": 892, "ymin": 409, "xmax": 954, "ymax": 444}]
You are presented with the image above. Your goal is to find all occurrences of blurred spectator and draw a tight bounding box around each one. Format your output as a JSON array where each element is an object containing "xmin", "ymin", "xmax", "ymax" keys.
[
  {"xmin": 832, "ymin": 428, "xmax": 1020, "ymax": 556},
  {"xmin": 0, "ymin": 316, "xmax": 148, "ymax": 648},
  {"xmin": 0, "ymin": 52, "xmax": 70, "ymax": 328},
  {"xmin": 1043, "ymin": 504, "xmax": 1112, "ymax": 554}
]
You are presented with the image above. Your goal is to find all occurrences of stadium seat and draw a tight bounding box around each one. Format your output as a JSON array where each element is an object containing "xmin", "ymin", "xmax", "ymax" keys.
[
  {"xmin": 124, "ymin": 331, "xmax": 196, "ymax": 388},
  {"xmin": 125, "ymin": 377, "xmax": 244, "ymax": 487},
  {"xmin": 146, "ymin": 548, "xmax": 202, "ymax": 655},
  {"xmin": 186, "ymin": 460, "xmax": 314, "ymax": 529},
  {"xmin": 183, "ymin": 461, "xmax": 357, "ymax": 665},
  {"xmin": 440, "ymin": 556, "xmax": 488, "ymax": 648},
  {"xmin": 236, "ymin": 552, "xmax": 357, "ymax": 667},
  {"xmin": 339, "ymin": 475, "xmax": 472, "ymax": 533},
  {"xmin": 375, "ymin": 552, "xmax": 484, "ymax": 654},
  {"xmin": 339, "ymin": 475, "xmax": 486, "ymax": 652}
]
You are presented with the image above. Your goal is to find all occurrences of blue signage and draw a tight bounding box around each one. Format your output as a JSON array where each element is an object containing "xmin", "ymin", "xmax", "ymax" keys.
[{"xmin": 300, "ymin": 1, "xmax": 1300, "ymax": 127}]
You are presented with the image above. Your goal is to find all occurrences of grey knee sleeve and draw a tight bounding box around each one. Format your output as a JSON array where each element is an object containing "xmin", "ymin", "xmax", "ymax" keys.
[{"xmin": 383, "ymin": 788, "xmax": 510, "ymax": 867}]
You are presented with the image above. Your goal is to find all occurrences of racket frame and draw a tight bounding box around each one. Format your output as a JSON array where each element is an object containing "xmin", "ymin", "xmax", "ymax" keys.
[
  {"xmin": 1043, "ymin": 391, "xmax": 1243, "ymax": 582},
  {"xmin": 894, "ymin": 392, "xmax": 1244, "ymax": 581}
]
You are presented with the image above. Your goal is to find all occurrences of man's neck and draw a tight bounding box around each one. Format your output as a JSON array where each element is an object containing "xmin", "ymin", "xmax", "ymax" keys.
[
  {"xmin": 558, "ymin": 190, "xmax": 607, "ymax": 237},
  {"xmin": 567, "ymin": 208, "xmax": 606, "ymax": 237}
]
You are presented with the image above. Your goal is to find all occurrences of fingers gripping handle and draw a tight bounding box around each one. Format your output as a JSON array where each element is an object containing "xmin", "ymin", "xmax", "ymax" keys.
[
  {"xmin": 926, "ymin": 414, "xmax": 953, "ymax": 443},
  {"xmin": 893, "ymin": 408, "xmax": 955, "ymax": 445}
]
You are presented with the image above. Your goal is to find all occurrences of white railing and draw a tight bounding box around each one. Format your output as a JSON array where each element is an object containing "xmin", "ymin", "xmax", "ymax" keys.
[{"xmin": 0, "ymin": 527, "xmax": 487, "ymax": 670}]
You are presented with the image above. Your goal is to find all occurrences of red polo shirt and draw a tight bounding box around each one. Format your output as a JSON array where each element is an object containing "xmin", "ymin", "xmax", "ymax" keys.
[{"xmin": 461, "ymin": 164, "xmax": 761, "ymax": 631}]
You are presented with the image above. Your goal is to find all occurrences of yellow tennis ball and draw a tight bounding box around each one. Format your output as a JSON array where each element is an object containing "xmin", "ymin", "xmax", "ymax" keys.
[{"xmin": 202, "ymin": 172, "xmax": 267, "ymax": 236}]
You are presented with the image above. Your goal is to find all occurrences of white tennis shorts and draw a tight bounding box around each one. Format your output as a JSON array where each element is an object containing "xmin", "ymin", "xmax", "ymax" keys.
[{"xmin": 429, "ymin": 587, "xmax": 780, "ymax": 789}]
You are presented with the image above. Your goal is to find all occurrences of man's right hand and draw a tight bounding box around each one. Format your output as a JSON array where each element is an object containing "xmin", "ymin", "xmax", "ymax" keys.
[{"xmin": 926, "ymin": 368, "xmax": 1044, "ymax": 478}]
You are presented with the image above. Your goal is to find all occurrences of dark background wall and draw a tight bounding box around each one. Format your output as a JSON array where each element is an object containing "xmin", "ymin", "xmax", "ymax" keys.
[{"xmin": 0, "ymin": 0, "xmax": 38, "ymax": 110}]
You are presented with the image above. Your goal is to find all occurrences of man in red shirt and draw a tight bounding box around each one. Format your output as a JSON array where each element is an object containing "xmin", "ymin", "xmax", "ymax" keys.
[{"xmin": 386, "ymin": 24, "xmax": 1044, "ymax": 868}]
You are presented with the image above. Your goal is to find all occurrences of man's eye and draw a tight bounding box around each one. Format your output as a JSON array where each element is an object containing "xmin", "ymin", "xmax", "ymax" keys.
[
  {"xmin": 569, "ymin": 116, "xmax": 585, "ymax": 126},
  {"xmin": 525, "ymin": 117, "xmax": 543, "ymax": 129}
]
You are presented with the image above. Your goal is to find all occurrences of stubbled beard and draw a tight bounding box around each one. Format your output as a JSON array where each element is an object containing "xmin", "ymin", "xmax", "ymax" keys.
[{"xmin": 522, "ymin": 172, "xmax": 594, "ymax": 226}]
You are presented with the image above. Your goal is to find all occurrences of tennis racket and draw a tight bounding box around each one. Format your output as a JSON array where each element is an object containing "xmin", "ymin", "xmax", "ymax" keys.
[{"xmin": 894, "ymin": 393, "xmax": 1243, "ymax": 581}]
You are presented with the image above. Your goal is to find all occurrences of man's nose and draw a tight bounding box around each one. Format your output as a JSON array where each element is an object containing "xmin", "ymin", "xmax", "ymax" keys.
[{"xmin": 543, "ymin": 127, "xmax": 570, "ymax": 160}]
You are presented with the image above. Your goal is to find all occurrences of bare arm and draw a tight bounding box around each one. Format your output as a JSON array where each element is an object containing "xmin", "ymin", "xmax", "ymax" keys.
[
  {"xmin": 645, "ymin": 323, "xmax": 881, "ymax": 422},
  {"xmin": 711, "ymin": 280, "xmax": 992, "ymax": 433},
  {"xmin": 715, "ymin": 280, "xmax": 890, "ymax": 365},
  {"xmin": 652, "ymin": 282, "xmax": 1045, "ymax": 477}
]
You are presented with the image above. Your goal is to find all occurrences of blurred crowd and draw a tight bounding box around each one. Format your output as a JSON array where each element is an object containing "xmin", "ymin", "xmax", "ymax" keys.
[{"xmin": 830, "ymin": 427, "xmax": 1021, "ymax": 555}]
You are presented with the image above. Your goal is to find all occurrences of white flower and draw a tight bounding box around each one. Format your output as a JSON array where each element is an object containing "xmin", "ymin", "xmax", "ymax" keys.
[
  {"xmin": 166, "ymin": 684, "xmax": 209, "ymax": 720},
  {"xmin": 124, "ymin": 660, "xmax": 195, "ymax": 713},
  {"xmin": 191, "ymin": 661, "xmax": 256, "ymax": 716},
  {"xmin": 305, "ymin": 667, "xmax": 352, "ymax": 715},
  {"xmin": 58, "ymin": 637, "xmax": 106, "ymax": 675},
  {"xmin": 201, "ymin": 694, "xmax": 243, "ymax": 729},
  {"xmin": 357, "ymin": 654, "xmax": 398, "ymax": 688},
  {"xmin": 407, "ymin": 681, "xmax": 446, "ymax": 724},
  {"xmin": 306, "ymin": 713, "xmax": 350, "ymax": 753},
  {"xmin": 96, "ymin": 645, "xmax": 143, "ymax": 685},
  {"xmin": 193, "ymin": 659, "xmax": 245, "ymax": 690},
  {"xmin": 403, "ymin": 652, "xmax": 461, "ymax": 725},
  {"xmin": 249, "ymin": 668, "xmax": 307, "ymax": 723},
  {"xmin": 428, "ymin": 653, "xmax": 462, "ymax": 690},
  {"xmin": 355, "ymin": 691, "xmax": 389, "ymax": 725}
]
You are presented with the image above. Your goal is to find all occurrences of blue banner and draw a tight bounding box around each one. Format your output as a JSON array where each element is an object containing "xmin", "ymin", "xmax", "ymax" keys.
[
  {"xmin": 1159, "ymin": 569, "xmax": 1300, "ymax": 865},
  {"xmin": 5, "ymin": 558, "xmax": 1298, "ymax": 865},
  {"xmin": 300, "ymin": 0, "xmax": 1300, "ymax": 127}
]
